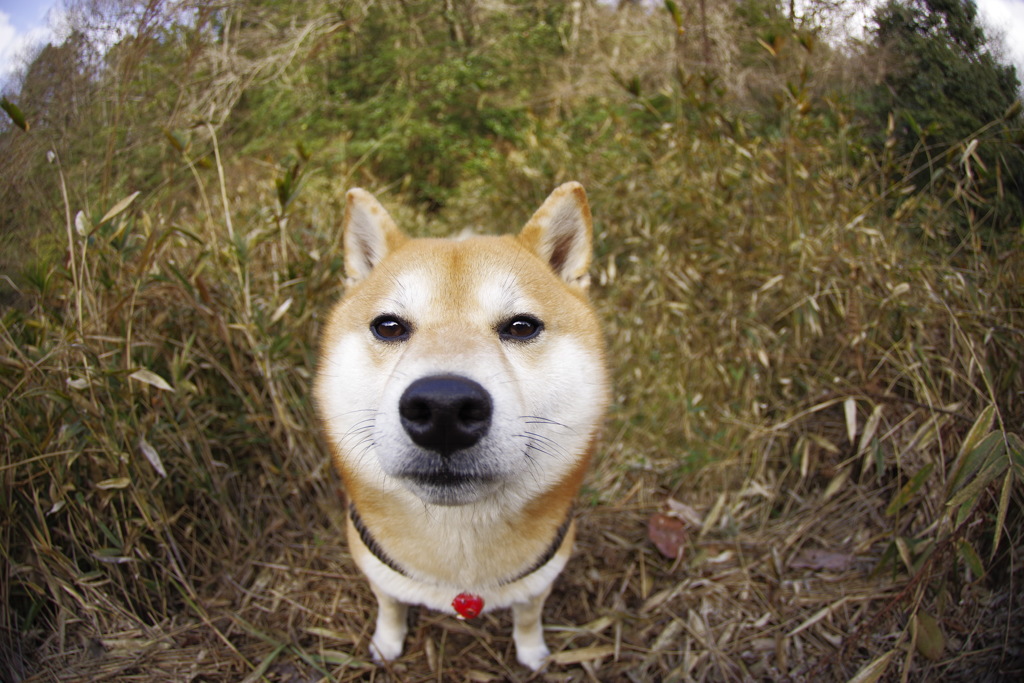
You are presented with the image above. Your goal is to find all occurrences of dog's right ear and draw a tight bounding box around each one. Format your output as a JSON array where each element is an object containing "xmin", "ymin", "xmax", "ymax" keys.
[{"xmin": 343, "ymin": 189, "xmax": 407, "ymax": 285}]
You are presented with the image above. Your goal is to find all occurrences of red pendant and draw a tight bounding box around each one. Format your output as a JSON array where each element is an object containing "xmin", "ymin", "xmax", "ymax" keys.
[{"xmin": 452, "ymin": 592, "xmax": 484, "ymax": 619}]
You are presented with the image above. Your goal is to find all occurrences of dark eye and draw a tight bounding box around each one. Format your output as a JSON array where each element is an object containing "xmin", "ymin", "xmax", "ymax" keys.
[
  {"xmin": 500, "ymin": 315, "xmax": 543, "ymax": 341},
  {"xmin": 371, "ymin": 315, "xmax": 411, "ymax": 341}
]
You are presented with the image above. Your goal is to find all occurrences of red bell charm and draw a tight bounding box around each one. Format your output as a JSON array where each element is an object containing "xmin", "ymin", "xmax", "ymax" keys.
[{"xmin": 452, "ymin": 592, "xmax": 484, "ymax": 619}]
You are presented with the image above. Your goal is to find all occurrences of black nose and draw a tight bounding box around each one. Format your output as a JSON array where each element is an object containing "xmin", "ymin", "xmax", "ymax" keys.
[{"xmin": 399, "ymin": 375, "xmax": 492, "ymax": 457}]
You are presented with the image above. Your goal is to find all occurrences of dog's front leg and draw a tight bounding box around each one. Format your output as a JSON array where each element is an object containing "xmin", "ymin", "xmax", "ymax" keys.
[
  {"xmin": 512, "ymin": 585, "xmax": 552, "ymax": 670},
  {"xmin": 368, "ymin": 581, "xmax": 408, "ymax": 663}
]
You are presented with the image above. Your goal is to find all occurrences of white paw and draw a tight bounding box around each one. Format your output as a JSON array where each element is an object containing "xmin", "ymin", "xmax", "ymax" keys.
[
  {"xmin": 370, "ymin": 630, "xmax": 405, "ymax": 663},
  {"xmin": 516, "ymin": 642, "xmax": 551, "ymax": 671}
]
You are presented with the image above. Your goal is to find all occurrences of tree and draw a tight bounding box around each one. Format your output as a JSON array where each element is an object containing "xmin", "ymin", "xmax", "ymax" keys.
[{"xmin": 865, "ymin": 0, "xmax": 1023, "ymax": 235}]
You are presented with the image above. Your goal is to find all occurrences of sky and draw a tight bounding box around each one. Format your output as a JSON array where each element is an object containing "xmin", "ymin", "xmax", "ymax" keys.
[
  {"xmin": 0, "ymin": 0, "xmax": 60, "ymax": 88},
  {"xmin": 1, "ymin": 0, "xmax": 1023, "ymax": 89}
]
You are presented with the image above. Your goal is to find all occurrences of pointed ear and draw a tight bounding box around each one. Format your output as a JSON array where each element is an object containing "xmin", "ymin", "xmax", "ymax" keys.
[
  {"xmin": 343, "ymin": 188, "xmax": 407, "ymax": 285},
  {"xmin": 518, "ymin": 182, "xmax": 594, "ymax": 288}
]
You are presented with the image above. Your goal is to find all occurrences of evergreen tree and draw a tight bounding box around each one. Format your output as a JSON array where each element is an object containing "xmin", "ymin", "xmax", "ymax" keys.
[{"xmin": 866, "ymin": 0, "xmax": 1023, "ymax": 234}]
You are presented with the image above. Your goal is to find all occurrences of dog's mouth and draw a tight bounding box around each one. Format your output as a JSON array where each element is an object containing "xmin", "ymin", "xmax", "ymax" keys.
[{"xmin": 397, "ymin": 459, "xmax": 501, "ymax": 506}]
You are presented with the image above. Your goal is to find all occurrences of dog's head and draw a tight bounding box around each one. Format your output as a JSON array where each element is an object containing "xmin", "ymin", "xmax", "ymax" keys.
[{"xmin": 316, "ymin": 183, "xmax": 608, "ymax": 507}]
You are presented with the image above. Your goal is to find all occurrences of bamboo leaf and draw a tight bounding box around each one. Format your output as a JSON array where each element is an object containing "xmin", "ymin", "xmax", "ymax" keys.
[
  {"xmin": 138, "ymin": 437, "xmax": 167, "ymax": 478},
  {"xmin": 991, "ymin": 469, "xmax": 1013, "ymax": 560},
  {"xmin": 75, "ymin": 211, "xmax": 91, "ymax": 237},
  {"xmin": 886, "ymin": 462, "xmax": 935, "ymax": 516},
  {"xmin": 912, "ymin": 612, "xmax": 944, "ymax": 661},
  {"xmin": 97, "ymin": 477, "xmax": 131, "ymax": 490},
  {"xmin": 664, "ymin": 0, "xmax": 683, "ymax": 31},
  {"xmin": 844, "ymin": 397, "xmax": 857, "ymax": 444},
  {"xmin": 857, "ymin": 404, "xmax": 883, "ymax": 455},
  {"xmin": 847, "ymin": 649, "xmax": 897, "ymax": 683},
  {"xmin": 162, "ymin": 127, "xmax": 185, "ymax": 152},
  {"xmin": 1, "ymin": 96, "xmax": 29, "ymax": 131},
  {"xmin": 788, "ymin": 597, "xmax": 849, "ymax": 637},
  {"xmin": 823, "ymin": 466, "xmax": 850, "ymax": 501},
  {"xmin": 947, "ymin": 443, "xmax": 1007, "ymax": 509},
  {"xmin": 948, "ymin": 405, "xmax": 996, "ymax": 491},
  {"xmin": 100, "ymin": 191, "xmax": 141, "ymax": 225},
  {"xmin": 948, "ymin": 431, "xmax": 1005, "ymax": 498},
  {"xmin": 958, "ymin": 539, "xmax": 985, "ymax": 579},
  {"xmin": 549, "ymin": 644, "xmax": 617, "ymax": 665},
  {"xmin": 1007, "ymin": 433, "xmax": 1024, "ymax": 479},
  {"xmin": 240, "ymin": 643, "xmax": 287, "ymax": 683},
  {"xmin": 130, "ymin": 368, "xmax": 175, "ymax": 392},
  {"xmin": 869, "ymin": 540, "xmax": 899, "ymax": 579},
  {"xmin": 270, "ymin": 297, "xmax": 293, "ymax": 324},
  {"xmin": 955, "ymin": 498, "xmax": 975, "ymax": 526}
]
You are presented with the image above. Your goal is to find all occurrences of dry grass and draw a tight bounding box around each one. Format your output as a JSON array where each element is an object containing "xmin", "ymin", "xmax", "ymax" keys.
[
  {"xmin": 4, "ymin": 145, "xmax": 1023, "ymax": 681},
  {"xmin": 3, "ymin": 3, "xmax": 1024, "ymax": 682}
]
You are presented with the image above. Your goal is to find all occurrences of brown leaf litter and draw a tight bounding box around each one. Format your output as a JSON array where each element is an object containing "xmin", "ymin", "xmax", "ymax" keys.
[{"xmin": 10, "ymin": 470, "xmax": 1024, "ymax": 683}]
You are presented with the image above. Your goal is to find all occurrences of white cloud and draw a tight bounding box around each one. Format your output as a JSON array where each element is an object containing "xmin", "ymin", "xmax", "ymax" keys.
[
  {"xmin": 0, "ymin": 8, "xmax": 56, "ymax": 91},
  {"xmin": 0, "ymin": 11, "xmax": 19, "ymax": 76},
  {"xmin": 976, "ymin": 0, "xmax": 1024, "ymax": 76}
]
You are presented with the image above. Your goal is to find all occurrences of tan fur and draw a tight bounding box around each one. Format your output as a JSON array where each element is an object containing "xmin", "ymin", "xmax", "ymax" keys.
[{"xmin": 314, "ymin": 182, "xmax": 608, "ymax": 670}]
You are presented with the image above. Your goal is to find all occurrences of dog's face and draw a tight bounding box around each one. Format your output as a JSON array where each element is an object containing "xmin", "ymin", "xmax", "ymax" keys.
[{"xmin": 316, "ymin": 184, "xmax": 608, "ymax": 508}]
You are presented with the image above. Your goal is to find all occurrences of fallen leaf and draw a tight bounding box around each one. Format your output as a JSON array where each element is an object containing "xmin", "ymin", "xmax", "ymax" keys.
[
  {"xmin": 789, "ymin": 549, "xmax": 855, "ymax": 572},
  {"xmin": 648, "ymin": 513, "xmax": 688, "ymax": 559},
  {"xmin": 787, "ymin": 598, "xmax": 849, "ymax": 637},
  {"xmin": 913, "ymin": 611, "xmax": 944, "ymax": 661},
  {"xmin": 847, "ymin": 649, "xmax": 897, "ymax": 683},
  {"xmin": 549, "ymin": 644, "xmax": 616, "ymax": 665},
  {"xmin": 665, "ymin": 497, "xmax": 704, "ymax": 527}
]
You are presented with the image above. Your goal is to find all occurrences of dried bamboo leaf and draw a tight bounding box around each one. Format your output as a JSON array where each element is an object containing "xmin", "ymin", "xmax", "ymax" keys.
[
  {"xmin": 138, "ymin": 437, "xmax": 167, "ymax": 478},
  {"xmin": 100, "ymin": 191, "xmax": 142, "ymax": 225},
  {"xmin": 270, "ymin": 297, "xmax": 293, "ymax": 324},
  {"xmin": 823, "ymin": 466, "xmax": 851, "ymax": 501},
  {"xmin": 844, "ymin": 397, "xmax": 857, "ymax": 444},
  {"xmin": 912, "ymin": 612, "xmax": 944, "ymax": 661},
  {"xmin": 857, "ymin": 404, "xmax": 883, "ymax": 456},
  {"xmin": 75, "ymin": 210, "xmax": 91, "ymax": 237},
  {"xmin": 549, "ymin": 644, "xmax": 616, "ymax": 665},
  {"xmin": 97, "ymin": 477, "xmax": 131, "ymax": 490},
  {"xmin": 788, "ymin": 597, "xmax": 848, "ymax": 637},
  {"xmin": 130, "ymin": 368, "xmax": 175, "ymax": 392},
  {"xmin": 846, "ymin": 649, "xmax": 897, "ymax": 683}
]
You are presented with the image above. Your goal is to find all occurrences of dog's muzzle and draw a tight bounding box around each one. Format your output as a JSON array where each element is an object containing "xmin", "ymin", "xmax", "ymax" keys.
[{"xmin": 399, "ymin": 374, "xmax": 492, "ymax": 457}]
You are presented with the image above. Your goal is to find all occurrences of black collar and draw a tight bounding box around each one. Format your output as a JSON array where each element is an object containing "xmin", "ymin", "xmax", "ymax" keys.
[{"xmin": 348, "ymin": 502, "xmax": 573, "ymax": 586}]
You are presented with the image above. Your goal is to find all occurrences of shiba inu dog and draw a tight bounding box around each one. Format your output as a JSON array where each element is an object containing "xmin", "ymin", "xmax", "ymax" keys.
[{"xmin": 314, "ymin": 182, "xmax": 609, "ymax": 670}]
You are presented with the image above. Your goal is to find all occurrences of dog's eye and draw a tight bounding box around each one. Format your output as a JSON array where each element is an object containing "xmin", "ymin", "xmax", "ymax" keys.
[
  {"xmin": 500, "ymin": 315, "xmax": 543, "ymax": 341},
  {"xmin": 371, "ymin": 315, "xmax": 410, "ymax": 341}
]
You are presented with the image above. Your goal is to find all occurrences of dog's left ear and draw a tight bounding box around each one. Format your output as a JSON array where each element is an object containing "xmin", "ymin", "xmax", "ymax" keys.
[
  {"xmin": 343, "ymin": 189, "xmax": 408, "ymax": 286},
  {"xmin": 518, "ymin": 182, "xmax": 594, "ymax": 288}
]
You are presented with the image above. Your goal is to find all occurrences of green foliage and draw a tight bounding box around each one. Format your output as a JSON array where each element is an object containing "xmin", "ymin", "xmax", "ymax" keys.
[
  {"xmin": 862, "ymin": 0, "xmax": 1024, "ymax": 237},
  {"xmin": 1, "ymin": 96, "xmax": 29, "ymax": 131}
]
